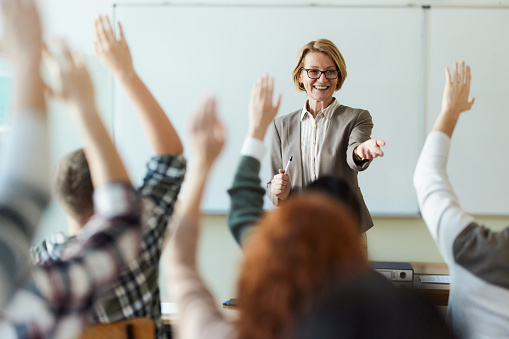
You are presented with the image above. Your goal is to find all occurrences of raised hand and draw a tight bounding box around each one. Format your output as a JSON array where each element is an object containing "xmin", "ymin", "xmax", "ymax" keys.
[
  {"xmin": 43, "ymin": 41, "xmax": 95, "ymax": 111},
  {"xmin": 247, "ymin": 74, "xmax": 282, "ymax": 141},
  {"xmin": 189, "ymin": 96, "xmax": 226, "ymax": 169},
  {"xmin": 94, "ymin": 15, "xmax": 135, "ymax": 80},
  {"xmin": 355, "ymin": 138, "xmax": 386, "ymax": 160},
  {"xmin": 1, "ymin": 0, "xmax": 42, "ymax": 66},
  {"xmin": 441, "ymin": 61, "xmax": 475, "ymax": 116},
  {"xmin": 433, "ymin": 61, "xmax": 475, "ymax": 137}
]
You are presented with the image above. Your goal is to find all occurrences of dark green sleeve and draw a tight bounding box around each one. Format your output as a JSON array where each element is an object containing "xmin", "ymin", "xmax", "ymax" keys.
[{"xmin": 227, "ymin": 155, "xmax": 266, "ymax": 247}]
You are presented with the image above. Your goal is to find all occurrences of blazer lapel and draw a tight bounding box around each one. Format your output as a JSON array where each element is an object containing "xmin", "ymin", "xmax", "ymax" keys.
[{"xmin": 286, "ymin": 111, "xmax": 304, "ymax": 189}]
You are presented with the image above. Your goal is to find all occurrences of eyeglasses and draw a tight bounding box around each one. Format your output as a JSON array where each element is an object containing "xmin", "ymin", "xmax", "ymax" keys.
[{"xmin": 300, "ymin": 68, "xmax": 339, "ymax": 79}]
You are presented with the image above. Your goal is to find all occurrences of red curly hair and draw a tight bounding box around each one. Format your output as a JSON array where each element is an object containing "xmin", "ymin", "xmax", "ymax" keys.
[{"xmin": 236, "ymin": 193, "xmax": 368, "ymax": 339}]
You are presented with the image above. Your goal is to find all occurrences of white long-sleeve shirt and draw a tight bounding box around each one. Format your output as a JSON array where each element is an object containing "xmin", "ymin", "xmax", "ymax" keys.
[{"xmin": 414, "ymin": 131, "xmax": 509, "ymax": 339}]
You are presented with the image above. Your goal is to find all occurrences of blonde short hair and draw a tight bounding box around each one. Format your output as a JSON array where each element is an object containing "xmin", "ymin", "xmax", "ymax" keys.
[{"xmin": 292, "ymin": 39, "xmax": 347, "ymax": 92}]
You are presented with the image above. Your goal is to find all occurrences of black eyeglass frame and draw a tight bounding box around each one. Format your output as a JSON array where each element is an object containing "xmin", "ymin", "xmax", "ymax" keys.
[{"xmin": 300, "ymin": 67, "xmax": 340, "ymax": 79}]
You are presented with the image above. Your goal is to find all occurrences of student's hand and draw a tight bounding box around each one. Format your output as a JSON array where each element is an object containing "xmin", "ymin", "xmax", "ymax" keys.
[
  {"xmin": 94, "ymin": 15, "xmax": 135, "ymax": 81},
  {"xmin": 43, "ymin": 41, "xmax": 95, "ymax": 111},
  {"xmin": 247, "ymin": 74, "xmax": 282, "ymax": 141},
  {"xmin": 1, "ymin": 0, "xmax": 42, "ymax": 68},
  {"xmin": 433, "ymin": 61, "xmax": 475, "ymax": 137},
  {"xmin": 440, "ymin": 61, "xmax": 475, "ymax": 117},
  {"xmin": 189, "ymin": 96, "xmax": 226, "ymax": 169},
  {"xmin": 355, "ymin": 138, "xmax": 386, "ymax": 160},
  {"xmin": 271, "ymin": 169, "xmax": 290, "ymax": 201}
]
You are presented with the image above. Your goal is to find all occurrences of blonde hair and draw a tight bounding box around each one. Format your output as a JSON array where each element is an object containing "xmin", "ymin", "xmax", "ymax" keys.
[{"xmin": 292, "ymin": 39, "xmax": 347, "ymax": 92}]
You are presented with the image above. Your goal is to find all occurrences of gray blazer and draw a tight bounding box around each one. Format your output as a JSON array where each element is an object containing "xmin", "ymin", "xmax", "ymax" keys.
[{"xmin": 268, "ymin": 104, "xmax": 374, "ymax": 232}]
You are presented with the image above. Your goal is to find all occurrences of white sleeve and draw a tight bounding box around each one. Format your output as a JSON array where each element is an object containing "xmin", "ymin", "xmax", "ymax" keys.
[
  {"xmin": 240, "ymin": 137, "xmax": 266, "ymax": 162},
  {"xmin": 413, "ymin": 131, "xmax": 475, "ymax": 261}
]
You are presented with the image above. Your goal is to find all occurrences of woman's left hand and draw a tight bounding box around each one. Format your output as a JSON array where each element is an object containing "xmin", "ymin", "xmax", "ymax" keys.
[{"xmin": 355, "ymin": 138, "xmax": 386, "ymax": 160}]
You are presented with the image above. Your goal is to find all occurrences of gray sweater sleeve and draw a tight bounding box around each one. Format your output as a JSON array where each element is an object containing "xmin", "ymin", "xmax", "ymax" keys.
[{"xmin": 227, "ymin": 155, "xmax": 266, "ymax": 247}]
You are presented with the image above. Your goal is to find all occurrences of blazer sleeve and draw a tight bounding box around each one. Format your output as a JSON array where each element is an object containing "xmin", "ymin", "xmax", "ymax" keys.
[{"xmin": 346, "ymin": 109, "xmax": 374, "ymax": 172}]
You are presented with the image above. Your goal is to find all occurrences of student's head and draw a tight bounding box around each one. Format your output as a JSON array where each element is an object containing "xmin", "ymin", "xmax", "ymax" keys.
[
  {"xmin": 51, "ymin": 148, "xmax": 94, "ymax": 225},
  {"xmin": 292, "ymin": 39, "xmax": 347, "ymax": 92},
  {"xmin": 236, "ymin": 194, "xmax": 368, "ymax": 339},
  {"xmin": 303, "ymin": 175, "xmax": 362, "ymax": 227},
  {"xmin": 295, "ymin": 270, "xmax": 455, "ymax": 339}
]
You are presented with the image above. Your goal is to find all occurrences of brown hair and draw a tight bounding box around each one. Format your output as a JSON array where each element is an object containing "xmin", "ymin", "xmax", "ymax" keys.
[
  {"xmin": 236, "ymin": 193, "xmax": 367, "ymax": 339},
  {"xmin": 292, "ymin": 39, "xmax": 347, "ymax": 92},
  {"xmin": 51, "ymin": 148, "xmax": 94, "ymax": 222}
]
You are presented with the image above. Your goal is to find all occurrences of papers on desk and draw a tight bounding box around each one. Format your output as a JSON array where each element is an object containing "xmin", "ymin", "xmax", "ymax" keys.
[
  {"xmin": 419, "ymin": 275, "xmax": 450, "ymax": 284},
  {"xmin": 161, "ymin": 302, "xmax": 178, "ymax": 315}
]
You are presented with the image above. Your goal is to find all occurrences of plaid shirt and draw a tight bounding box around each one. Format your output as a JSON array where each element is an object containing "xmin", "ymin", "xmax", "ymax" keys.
[
  {"xmin": 31, "ymin": 154, "xmax": 186, "ymax": 339},
  {"xmin": 0, "ymin": 113, "xmax": 50, "ymax": 311},
  {"xmin": 1, "ymin": 183, "xmax": 141, "ymax": 339}
]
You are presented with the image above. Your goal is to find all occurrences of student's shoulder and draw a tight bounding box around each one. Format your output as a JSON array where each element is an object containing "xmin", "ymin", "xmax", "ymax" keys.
[
  {"xmin": 146, "ymin": 153, "xmax": 186, "ymax": 169},
  {"xmin": 30, "ymin": 231, "xmax": 70, "ymax": 264},
  {"xmin": 142, "ymin": 154, "xmax": 187, "ymax": 180},
  {"xmin": 452, "ymin": 221, "xmax": 509, "ymax": 289}
]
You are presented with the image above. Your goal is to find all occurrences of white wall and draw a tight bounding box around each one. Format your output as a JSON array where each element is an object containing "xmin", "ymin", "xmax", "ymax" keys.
[
  {"xmin": 26, "ymin": 0, "xmax": 509, "ymax": 301},
  {"xmin": 190, "ymin": 215, "xmax": 509, "ymax": 301}
]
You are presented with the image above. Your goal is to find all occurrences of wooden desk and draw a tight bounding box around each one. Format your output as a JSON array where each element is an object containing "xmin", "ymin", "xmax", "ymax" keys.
[
  {"xmin": 161, "ymin": 261, "xmax": 450, "ymax": 328},
  {"xmin": 161, "ymin": 301, "xmax": 238, "ymax": 326}
]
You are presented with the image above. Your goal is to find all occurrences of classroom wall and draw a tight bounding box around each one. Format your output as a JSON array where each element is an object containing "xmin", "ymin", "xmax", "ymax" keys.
[
  {"xmin": 30, "ymin": 0, "xmax": 509, "ymax": 302},
  {"xmin": 171, "ymin": 215, "xmax": 509, "ymax": 301}
]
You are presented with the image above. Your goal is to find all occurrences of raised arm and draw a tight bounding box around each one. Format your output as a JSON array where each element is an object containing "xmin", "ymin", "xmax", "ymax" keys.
[
  {"xmin": 163, "ymin": 96, "xmax": 231, "ymax": 338},
  {"xmin": 0, "ymin": 40, "xmax": 143, "ymax": 339},
  {"xmin": 414, "ymin": 61, "xmax": 475, "ymax": 256},
  {"xmin": 228, "ymin": 75, "xmax": 281, "ymax": 246},
  {"xmin": 94, "ymin": 15, "xmax": 183, "ymax": 155},
  {"xmin": 44, "ymin": 40, "xmax": 129, "ymax": 188},
  {"xmin": 0, "ymin": 0, "xmax": 49, "ymax": 308}
]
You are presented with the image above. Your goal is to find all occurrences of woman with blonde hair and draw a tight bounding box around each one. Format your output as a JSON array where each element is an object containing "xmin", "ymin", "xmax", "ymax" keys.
[
  {"xmin": 268, "ymin": 39, "xmax": 386, "ymax": 233},
  {"xmin": 164, "ymin": 76, "xmax": 367, "ymax": 339}
]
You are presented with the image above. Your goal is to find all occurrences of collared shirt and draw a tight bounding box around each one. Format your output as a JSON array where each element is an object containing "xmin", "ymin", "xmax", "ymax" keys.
[
  {"xmin": 300, "ymin": 98, "xmax": 340, "ymax": 185},
  {"xmin": 31, "ymin": 154, "xmax": 186, "ymax": 339},
  {"xmin": 1, "ymin": 182, "xmax": 141, "ymax": 339}
]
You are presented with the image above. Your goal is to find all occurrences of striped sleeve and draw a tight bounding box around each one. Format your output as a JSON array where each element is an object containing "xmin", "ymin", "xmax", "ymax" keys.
[
  {"xmin": 0, "ymin": 112, "xmax": 50, "ymax": 309},
  {"xmin": 1, "ymin": 183, "xmax": 141, "ymax": 339}
]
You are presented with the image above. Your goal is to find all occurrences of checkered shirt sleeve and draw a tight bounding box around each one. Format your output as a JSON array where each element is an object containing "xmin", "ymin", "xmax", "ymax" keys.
[
  {"xmin": 0, "ymin": 183, "xmax": 141, "ymax": 339},
  {"xmin": 89, "ymin": 154, "xmax": 186, "ymax": 339},
  {"xmin": 30, "ymin": 232, "xmax": 68, "ymax": 265}
]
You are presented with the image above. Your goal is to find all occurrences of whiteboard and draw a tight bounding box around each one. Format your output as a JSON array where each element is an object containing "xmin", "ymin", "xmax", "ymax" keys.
[
  {"xmin": 426, "ymin": 8, "xmax": 509, "ymax": 215},
  {"xmin": 112, "ymin": 5, "xmax": 422, "ymax": 214}
]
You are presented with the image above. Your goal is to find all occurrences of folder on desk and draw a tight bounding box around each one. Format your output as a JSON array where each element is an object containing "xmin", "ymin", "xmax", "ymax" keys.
[{"xmin": 369, "ymin": 261, "xmax": 414, "ymax": 282}]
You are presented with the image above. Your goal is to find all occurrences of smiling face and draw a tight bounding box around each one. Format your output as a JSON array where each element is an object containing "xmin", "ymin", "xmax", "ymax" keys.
[{"xmin": 299, "ymin": 52, "xmax": 339, "ymax": 109}]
